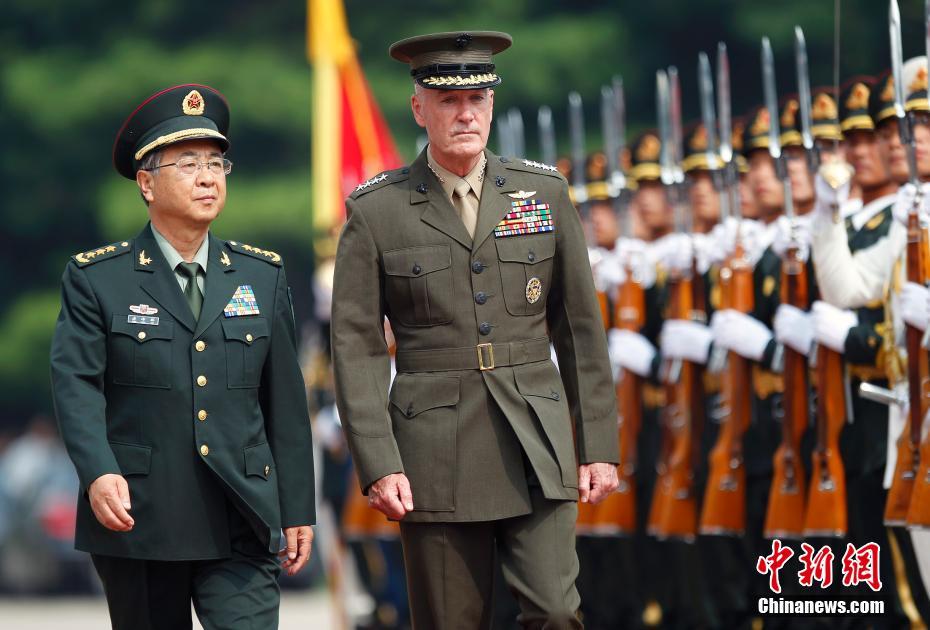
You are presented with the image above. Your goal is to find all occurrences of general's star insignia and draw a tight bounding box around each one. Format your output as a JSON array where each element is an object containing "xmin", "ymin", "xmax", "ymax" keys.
[
  {"xmin": 354, "ymin": 172, "xmax": 388, "ymax": 192},
  {"xmin": 522, "ymin": 159, "xmax": 558, "ymax": 172},
  {"xmin": 507, "ymin": 190, "xmax": 537, "ymax": 200}
]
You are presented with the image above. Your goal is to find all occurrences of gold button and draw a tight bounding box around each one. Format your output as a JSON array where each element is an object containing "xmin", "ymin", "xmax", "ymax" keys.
[
  {"xmin": 197, "ymin": 375, "xmax": 207, "ymax": 387},
  {"xmin": 195, "ymin": 340, "xmax": 206, "ymax": 352},
  {"xmin": 121, "ymin": 242, "xmax": 129, "ymax": 247},
  {"xmin": 198, "ymin": 409, "xmax": 208, "ymax": 422},
  {"xmin": 264, "ymin": 465, "xmax": 271, "ymax": 477},
  {"xmin": 200, "ymin": 444, "xmax": 209, "ymax": 456},
  {"xmin": 245, "ymin": 333, "xmax": 253, "ymax": 343},
  {"xmin": 137, "ymin": 331, "xmax": 146, "ymax": 340}
]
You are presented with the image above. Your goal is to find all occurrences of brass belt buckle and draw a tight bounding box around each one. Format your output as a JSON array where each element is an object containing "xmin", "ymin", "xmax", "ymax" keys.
[{"xmin": 477, "ymin": 343, "xmax": 495, "ymax": 371}]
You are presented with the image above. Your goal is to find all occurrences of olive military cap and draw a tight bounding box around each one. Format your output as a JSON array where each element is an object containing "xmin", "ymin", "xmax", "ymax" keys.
[
  {"xmin": 113, "ymin": 84, "xmax": 230, "ymax": 179},
  {"xmin": 389, "ymin": 31, "xmax": 512, "ymax": 89}
]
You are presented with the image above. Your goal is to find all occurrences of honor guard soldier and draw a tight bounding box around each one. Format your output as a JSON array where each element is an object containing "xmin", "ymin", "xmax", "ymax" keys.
[
  {"xmin": 331, "ymin": 32, "xmax": 619, "ymax": 629},
  {"xmin": 50, "ymin": 84, "xmax": 316, "ymax": 630}
]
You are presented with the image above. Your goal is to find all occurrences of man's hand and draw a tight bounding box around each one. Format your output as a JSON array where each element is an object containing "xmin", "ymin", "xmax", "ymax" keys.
[
  {"xmin": 279, "ymin": 526, "xmax": 314, "ymax": 576},
  {"xmin": 88, "ymin": 473, "xmax": 134, "ymax": 532},
  {"xmin": 367, "ymin": 472, "xmax": 414, "ymax": 519},
  {"xmin": 578, "ymin": 463, "xmax": 619, "ymax": 504}
]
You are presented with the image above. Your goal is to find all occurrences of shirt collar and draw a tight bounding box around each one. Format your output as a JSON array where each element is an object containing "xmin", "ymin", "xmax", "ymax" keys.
[
  {"xmin": 151, "ymin": 224, "xmax": 210, "ymax": 273},
  {"xmin": 426, "ymin": 146, "xmax": 486, "ymax": 201}
]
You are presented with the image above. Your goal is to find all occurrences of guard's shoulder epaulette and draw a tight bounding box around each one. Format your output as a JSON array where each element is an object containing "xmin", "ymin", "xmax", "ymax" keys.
[
  {"xmin": 226, "ymin": 240, "xmax": 282, "ymax": 266},
  {"xmin": 349, "ymin": 166, "xmax": 410, "ymax": 199},
  {"xmin": 501, "ymin": 157, "xmax": 565, "ymax": 180},
  {"xmin": 71, "ymin": 240, "xmax": 132, "ymax": 267}
]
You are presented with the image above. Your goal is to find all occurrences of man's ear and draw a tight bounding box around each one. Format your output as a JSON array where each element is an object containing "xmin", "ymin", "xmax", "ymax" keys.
[
  {"xmin": 137, "ymin": 170, "xmax": 156, "ymax": 204},
  {"xmin": 411, "ymin": 92, "xmax": 427, "ymax": 128}
]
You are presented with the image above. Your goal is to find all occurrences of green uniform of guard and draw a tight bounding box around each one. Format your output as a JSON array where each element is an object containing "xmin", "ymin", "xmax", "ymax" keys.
[
  {"xmin": 50, "ymin": 84, "xmax": 315, "ymax": 630},
  {"xmin": 331, "ymin": 32, "xmax": 619, "ymax": 630}
]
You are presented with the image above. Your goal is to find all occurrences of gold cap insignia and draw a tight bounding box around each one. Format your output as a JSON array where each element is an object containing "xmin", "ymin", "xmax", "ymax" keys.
[
  {"xmin": 690, "ymin": 125, "xmax": 708, "ymax": 151},
  {"xmin": 813, "ymin": 93, "xmax": 838, "ymax": 120},
  {"xmin": 750, "ymin": 109, "xmax": 770, "ymax": 137},
  {"xmin": 526, "ymin": 277, "xmax": 542, "ymax": 304},
  {"xmin": 182, "ymin": 89, "xmax": 205, "ymax": 116},
  {"xmin": 881, "ymin": 76, "xmax": 894, "ymax": 102},
  {"xmin": 846, "ymin": 83, "xmax": 870, "ymax": 111},
  {"xmin": 781, "ymin": 100, "xmax": 799, "ymax": 128},
  {"xmin": 636, "ymin": 134, "xmax": 661, "ymax": 162},
  {"xmin": 733, "ymin": 120, "xmax": 746, "ymax": 151},
  {"xmin": 910, "ymin": 66, "xmax": 929, "ymax": 94}
]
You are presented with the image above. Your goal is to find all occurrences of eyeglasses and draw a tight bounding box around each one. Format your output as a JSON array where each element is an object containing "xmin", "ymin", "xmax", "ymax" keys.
[{"xmin": 146, "ymin": 158, "xmax": 233, "ymax": 177}]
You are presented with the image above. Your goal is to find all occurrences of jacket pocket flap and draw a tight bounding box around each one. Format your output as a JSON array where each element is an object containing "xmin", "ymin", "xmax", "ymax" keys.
[
  {"xmin": 390, "ymin": 374, "xmax": 460, "ymax": 417},
  {"xmin": 109, "ymin": 441, "xmax": 152, "ymax": 476},
  {"xmin": 383, "ymin": 245, "xmax": 451, "ymax": 277},
  {"xmin": 244, "ymin": 442, "xmax": 274, "ymax": 479},
  {"xmin": 111, "ymin": 315, "xmax": 175, "ymax": 343},
  {"xmin": 514, "ymin": 361, "xmax": 564, "ymax": 400},
  {"xmin": 495, "ymin": 235, "xmax": 556, "ymax": 264},
  {"xmin": 222, "ymin": 317, "xmax": 270, "ymax": 343}
]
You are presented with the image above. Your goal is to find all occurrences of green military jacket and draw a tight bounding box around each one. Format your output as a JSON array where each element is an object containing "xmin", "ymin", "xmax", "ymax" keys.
[
  {"xmin": 50, "ymin": 223, "xmax": 315, "ymax": 560},
  {"xmin": 331, "ymin": 149, "xmax": 619, "ymax": 523}
]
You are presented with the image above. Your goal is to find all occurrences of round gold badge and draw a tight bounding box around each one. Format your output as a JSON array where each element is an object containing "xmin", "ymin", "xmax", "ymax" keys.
[
  {"xmin": 182, "ymin": 89, "xmax": 205, "ymax": 116},
  {"xmin": 526, "ymin": 277, "xmax": 542, "ymax": 304}
]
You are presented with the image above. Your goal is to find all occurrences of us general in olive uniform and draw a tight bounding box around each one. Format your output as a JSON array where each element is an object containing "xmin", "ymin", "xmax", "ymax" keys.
[
  {"xmin": 50, "ymin": 84, "xmax": 315, "ymax": 630},
  {"xmin": 331, "ymin": 32, "xmax": 618, "ymax": 630}
]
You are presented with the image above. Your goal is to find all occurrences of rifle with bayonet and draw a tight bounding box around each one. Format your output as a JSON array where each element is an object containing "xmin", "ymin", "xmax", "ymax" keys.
[
  {"xmin": 764, "ymin": 32, "xmax": 809, "ymax": 540},
  {"xmin": 652, "ymin": 67, "xmax": 699, "ymax": 541}
]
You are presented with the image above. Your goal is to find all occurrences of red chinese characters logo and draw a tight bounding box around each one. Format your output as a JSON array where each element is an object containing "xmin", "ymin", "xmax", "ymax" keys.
[
  {"xmin": 798, "ymin": 542, "xmax": 834, "ymax": 588},
  {"xmin": 841, "ymin": 542, "xmax": 882, "ymax": 592},
  {"xmin": 757, "ymin": 540, "xmax": 882, "ymax": 593},
  {"xmin": 757, "ymin": 539, "xmax": 795, "ymax": 594}
]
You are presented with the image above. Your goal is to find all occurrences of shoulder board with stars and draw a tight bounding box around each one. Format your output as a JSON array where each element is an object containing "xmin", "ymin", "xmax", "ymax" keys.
[
  {"xmin": 500, "ymin": 157, "xmax": 565, "ymax": 180},
  {"xmin": 349, "ymin": 167, "xmax": 410, "ymax": 200},
  {"xmin": 72, "ymin": 240, "xmax": 132, "ymax": 267},
  {"xmin": 226, "ymin": 240, "xmax": 283, "ymax": 266}
]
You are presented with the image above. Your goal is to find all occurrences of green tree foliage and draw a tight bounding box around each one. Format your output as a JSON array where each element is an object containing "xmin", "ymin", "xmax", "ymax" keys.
[{"xmin": 0, "ymin": 0, "xmax": 920, "ymax": 425}]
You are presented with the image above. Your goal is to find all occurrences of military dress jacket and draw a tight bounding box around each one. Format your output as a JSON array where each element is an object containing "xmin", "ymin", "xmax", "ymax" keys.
[
  {"xmin": 50, "ymin": 223, "xmax": 315, "ymax": 560},
  {"xmin": 331, "ymin": 149, "xmax": 619, "ymax": 523}
]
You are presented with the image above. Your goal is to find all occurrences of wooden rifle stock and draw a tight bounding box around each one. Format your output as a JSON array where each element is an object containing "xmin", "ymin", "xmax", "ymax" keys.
[
  {"xmin": 803, "ymin": 343, "xmax": 847, "ymax": 537},
  {"xmin": 764, "ymin": 243, "xmax": 809, "ymax": 539},
  {"xmin": 652, "ymin": 268, "xmax": 699, "ymax": 540},
  {"xmin": 700, "ymin": 247, "xmax": 753, "ymax": 535},
  {"xmin": 905, "ymin": 217, "xmax": 930, "ymax": 527},
  {"xmin": 590, "ymin": 262, "xmax": 645, "ymax": 534}
]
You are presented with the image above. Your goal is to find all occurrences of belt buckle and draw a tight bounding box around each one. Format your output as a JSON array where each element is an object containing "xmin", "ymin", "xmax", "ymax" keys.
[{"xmin": 477, "ymin": 343, "xmax": 495, "ymax": 371}]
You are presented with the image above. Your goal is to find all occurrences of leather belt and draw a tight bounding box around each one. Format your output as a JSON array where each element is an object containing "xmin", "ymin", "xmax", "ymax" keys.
[{"xmin": 395, "ymin": 337, "xmax": 551, "ymax": 373}]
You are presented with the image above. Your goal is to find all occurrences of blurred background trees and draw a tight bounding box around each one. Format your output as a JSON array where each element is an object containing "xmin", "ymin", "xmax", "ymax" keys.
[{"xmin": 2, "ymin": 0, "xmax": 923, "ymax": 427}]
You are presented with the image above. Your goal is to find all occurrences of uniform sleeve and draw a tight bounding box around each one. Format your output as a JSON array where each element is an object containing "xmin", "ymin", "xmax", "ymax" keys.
[
  {"xmin": 547, "ymin": 184, "xmax": 620, "ymax": 465},
  {"xmin": 261, "ymin": 264, "xmax": 316, "ymax": 527},
  {"xmin": 50, "ymin": 262, "xmax": 119, "ymax": 491},
  {"xmin": 811, "ymin": 217, "xmax": 903, "ymax": 308},
  {"xmin": 331, "ymin": 199, "xmax": 404, "ymax": 491}
]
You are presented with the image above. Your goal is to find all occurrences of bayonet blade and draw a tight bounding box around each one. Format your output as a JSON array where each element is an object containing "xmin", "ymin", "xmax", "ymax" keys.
[
  {"xmin": 568, "ymin": 91, "xmax": 589, "ymax": 205},
  {"xmin": 601, "ymin": 85, "xmax": 622, "ymax": 197},
  {"xmin": 891, "ymin": 0, "xmax": 907, "ymax": 120},
  {"xmin": 698, "ymin": 52, "xmax": 719, "ymax": 169},
  {"xmin": 762, "ymin": 37, "xmax": 782, "ymax": 162},
  {"xmin": 669, "ymin": 66, "xmax": 685, "ymax": 184},
  {"xmin": 508, "ymin": 108, "xmax": 525, "ymax": 159},
  {"xmin": 717, "ymin": 42, "xmax": 733, "ymax": 166},
  {"xmin": 656, "ymin": 70, "xmax": 673, "ymax": 186},
  {"xmin": 795, "ymin": 26, "xmax": 815, "ymax": 153},
  {"xmin": 537, "ymin": 106, "xmax": 557, "ymax": 166},
  {"xmin": 613, "ymin": 75, "xmax": 627, "ymax": 172}
]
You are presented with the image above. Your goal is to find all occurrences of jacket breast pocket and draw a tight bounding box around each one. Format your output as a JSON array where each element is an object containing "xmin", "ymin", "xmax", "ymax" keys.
[
  {"xmin": 110, "ymin": 316, "xmax": 174, "ymax": 389},
  {"xmin": 383, "ymin": 245, "xmax": 454, "ymax": 327},
  {"xmin": 495, "ymin": 235, "xmax": 556, "ymax": 316},
  {"xmin": 389, "ymin": 374, "xmax": 460, "ymax": 511},
  {"xmin": 222, "ymin": 317, "xmax": 270, "ymax": 389}
]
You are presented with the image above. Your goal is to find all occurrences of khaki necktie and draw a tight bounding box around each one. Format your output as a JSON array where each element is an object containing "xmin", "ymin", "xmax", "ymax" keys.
[
  {"xmin": 176, "ymin": 262, "xmax": 204, "ymax": 320},
  {"xmin": 453, "ymin": 179, "xmax": 478, "ymax": 238}
]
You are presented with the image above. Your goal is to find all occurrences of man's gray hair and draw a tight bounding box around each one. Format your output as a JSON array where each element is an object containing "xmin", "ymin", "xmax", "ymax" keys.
[{"xmin": 137, "ymin": 149, "xmax": 162, "ymax": 206}]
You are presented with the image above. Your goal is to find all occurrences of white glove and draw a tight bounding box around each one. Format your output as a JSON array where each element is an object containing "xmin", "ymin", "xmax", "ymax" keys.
[
  {"xmin": 813, "ymin": 171, "xmax": 852, "ymax": 221},
  {"xmin": 771, "ymin": 215, "xmax": 812, "ymax": 262},
  {"xmin": 891, "ymin": 182, "xmax": 930, "ymax": 226},
  {"xmin": 691, "ymin": 232, "xmax": 719, "ymax": 274},
  {"xmin": 737, "ymin": 219, "xmax": 769, "ymax": 267},
  {"xmin": 616, "ymin": 238, "xmax": 656, "ymax": 288},
  {"xmin": 773, "ymin": 304, "xmax": 814, "ymax": 356},
  {"xmin": 591, "ymin": 248, "xmax": 626, "ymax": 292},
  {"xmin": 811, "ymin": 300, "xmax": 857, "ymax": 353},
  {"xmin": 662, "ymin": 233, "xmax": 694, "ymax": 273},
  {"xmin": 900, "ymin": 281, "xmax": 930, "ymax": 331},
  {"xmin": 710, "ymin": 216, "xmax": 741, "ymax": 261},
  {"xmin": 660, "ymin": 319, "xmax": 714, "ymax": 364},
  {"xmin": 608, "ymin": 328, "xmax": 657, "ymax": 377},
  {"xmin": 710, "ymin": 309, "xmax": 773, "ymax": 361}
]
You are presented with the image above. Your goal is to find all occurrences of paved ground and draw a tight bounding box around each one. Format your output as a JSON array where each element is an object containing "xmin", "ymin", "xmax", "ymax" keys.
[{"xmin": 0, "ymin": 589, "xmax": 336, "ymax": 629}]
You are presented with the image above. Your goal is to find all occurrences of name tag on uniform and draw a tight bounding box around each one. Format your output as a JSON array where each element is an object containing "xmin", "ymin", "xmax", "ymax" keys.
[
  {"xmin": 224, "ymin": 285, "xmax": 261, "ymax": 317},
  {"xmin": 494, "ymin": 199, "xmax": 554, "ymax": 238},
  {"xmin": 128, "ymin": 315, "xmax": 159, "ymax": 326}
]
